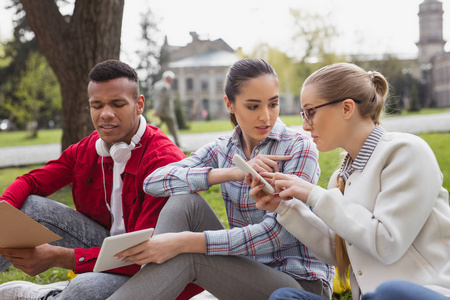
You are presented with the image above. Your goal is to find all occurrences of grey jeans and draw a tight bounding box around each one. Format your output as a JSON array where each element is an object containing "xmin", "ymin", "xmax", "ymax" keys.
[
  {"xmin": 108, "ymin": 193, "xmax": 332, "ymax": 300},
  {"xmin": 0, "ymin": 195, "xmax": 129, "ymax": 300}
]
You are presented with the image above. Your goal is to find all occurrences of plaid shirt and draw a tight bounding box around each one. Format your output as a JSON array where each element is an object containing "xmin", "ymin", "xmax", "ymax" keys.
[{"xmin": 144, "ymin": 119, "xmax": 334, "ymax": 283}]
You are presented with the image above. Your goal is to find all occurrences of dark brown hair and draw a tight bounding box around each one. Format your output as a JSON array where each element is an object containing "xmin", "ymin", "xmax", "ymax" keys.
[
  {"xmin": 224, "ymin": 58, "xmax": 278, "ymax": 127},
  {"xmin": 89, "ymin": 60, "xmax": 139, "ymax": 100}
]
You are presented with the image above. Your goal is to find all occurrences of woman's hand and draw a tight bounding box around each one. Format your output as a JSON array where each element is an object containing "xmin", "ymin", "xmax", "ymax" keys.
[
  {"xmin": 246, "ymin": 174, "xmax": 282, "ymax": 212},
  {"xmin": 262, "ymin": 172, "xmax": 315, "ymax": 203},
  {"xmin": 246, "ymin": 154, "xmax": 292, "ymax": 174},
  {"xmin": 114, "ymin": 232, "xmax": 206, "ymax": 265}
]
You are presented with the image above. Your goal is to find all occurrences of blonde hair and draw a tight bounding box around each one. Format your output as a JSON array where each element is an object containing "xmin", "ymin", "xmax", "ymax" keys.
[
  {"xmin": 335, "ymin": 174, "xmax": 351, "ymax": 286},
  {"xmin": 303, "ymin": 63, "xmax": 390, "ymax": 284},
  {"xmin": 303, "ymin": 62, "xmax": 389, "ymax": 125}
]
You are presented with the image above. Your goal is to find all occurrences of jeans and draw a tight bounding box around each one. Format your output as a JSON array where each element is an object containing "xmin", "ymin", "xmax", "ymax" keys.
[
  {"xmin": 269, "ymin": 287, "xmax": 326, "ymax": 300},
  {"xmin": 362, "ymin": 280, "xmax": 450, "ymax": 300},
  {"xmin": 270, "ymin": 280, "xmax": 450, "ymax": 300},
  {"xmin": 108, "ymin": 193, "xmax": 332, "ymax": 300},
  {"xmin": 0, "ymin": 195, "xmax": 130, "ymax": 300}
]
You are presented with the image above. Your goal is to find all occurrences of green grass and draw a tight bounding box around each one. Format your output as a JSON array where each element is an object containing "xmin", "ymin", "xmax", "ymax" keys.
[
  {"xmin": 1, "ymin": 129, "xmax": 449, "ymax": 299},
  {"xmin": 0, "ymin": 129, "xmax": 62, "ymax": 147}
]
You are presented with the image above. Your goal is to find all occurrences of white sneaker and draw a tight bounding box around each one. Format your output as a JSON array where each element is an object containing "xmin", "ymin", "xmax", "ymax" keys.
[{"xmin": 0, "ymin": 280, "xmax": 69, "ymax": 300}]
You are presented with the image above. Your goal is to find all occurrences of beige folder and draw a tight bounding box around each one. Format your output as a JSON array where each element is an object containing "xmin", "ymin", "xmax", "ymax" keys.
[{"xmin": 0, "ymin": 201, "xmax": 62, "ymax": 248}]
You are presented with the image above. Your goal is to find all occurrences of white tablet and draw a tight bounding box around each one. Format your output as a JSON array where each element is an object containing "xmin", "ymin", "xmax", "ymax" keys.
[
  {"xmin": 232, "ymin": 154, "xmax": 275, "ymax": 194},
  {"xmin": 93, "ymin": 228, "xmax": 154, "ymax": 273}
]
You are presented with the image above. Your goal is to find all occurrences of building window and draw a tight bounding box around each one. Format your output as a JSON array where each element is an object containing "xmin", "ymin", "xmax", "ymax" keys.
[
  {"xmin": 216, "ymin": 75, "xmax": 224, "ymax": 92},
  {"xmin": 186, "ymin": 78, "xmax": 193, "ymax": 91},
  {"xmin": 201, "ymin": 77, "xmax": 209, "ymax": 91},
  {"xmin": 172, "ymin": 78, "xmax": 178, "ymax": 91}
]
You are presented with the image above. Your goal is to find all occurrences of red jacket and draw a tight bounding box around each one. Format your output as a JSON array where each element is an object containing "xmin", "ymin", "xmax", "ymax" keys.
[{"xmin": 1, "ymin": 124, "xmax": 203, "ymax": 299}]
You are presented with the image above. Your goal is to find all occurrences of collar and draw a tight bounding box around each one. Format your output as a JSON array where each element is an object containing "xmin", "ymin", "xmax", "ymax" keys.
[
  {"xmin": 227, "ymin": 118, "xmax": 286, "ymax": 148},
  {"xmin": 339, "ymin": 125, "xmax": 385, "ymax": 180},
  {"xmin": 97, "ymin": 125, "xmax": 148, "ymax": 177}
]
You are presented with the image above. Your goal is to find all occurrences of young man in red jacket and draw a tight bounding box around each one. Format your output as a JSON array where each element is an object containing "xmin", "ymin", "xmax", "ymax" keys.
[{"xmin": 0, "ymin": 60, "xmax": 202, "ymax": 299}]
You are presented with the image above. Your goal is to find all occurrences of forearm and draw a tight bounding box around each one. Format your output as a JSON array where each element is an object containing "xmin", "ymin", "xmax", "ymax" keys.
[
  {"xmin": 53, "ymin": 246, "xmax": 76, "ymax": 270},
  {"xmin": 207, "ymin": 167, "xmax": 243, "ymax": 186},
  {"xmin": 205, "ymin": 215, "xmax": 290, "ymax": 256},
  {"xmin": 177, "ymin": 232, "xmax": 207, "ymax": 254}
]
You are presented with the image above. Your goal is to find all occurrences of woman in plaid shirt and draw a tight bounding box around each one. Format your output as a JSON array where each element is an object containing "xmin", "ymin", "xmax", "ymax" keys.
[{"xmin": 108, "ymin": 58, "xmax": 334, "ymax": 300}]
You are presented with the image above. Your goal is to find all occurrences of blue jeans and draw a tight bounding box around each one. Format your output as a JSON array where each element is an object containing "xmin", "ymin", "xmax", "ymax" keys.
[
  {"xmin": 362, "ymin": 280, "xmax": 449, "ymax": 300},
  {"xmin": 0, "ymin": 195, "xmax": 130, "ymax": 300},
  {"xmin": 270, "ymin": 281, "xmax": 450, "ymax": 300},
  {"xmin": 269, "ymin": 287, "xmax": 326, "ymax": 300}
]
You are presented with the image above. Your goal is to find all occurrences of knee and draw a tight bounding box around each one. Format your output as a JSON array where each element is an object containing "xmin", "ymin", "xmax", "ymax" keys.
[
  {"xmin": 21, "ymin": 195, "xmax": 68, "ymax": 222},
  {"xmin": 162, "ymin": 193, "xmax": 205, "ymax": 214},
  {"xmin": 269, "ymin": 287, "xmax": 302, "ymax": 300},
  {"xmin": 363, "ymin": 280, "xmax": 418, "ymax": 300},
  {"xmin": 21, "ymin": 195, "xmax": 49, "ymax": 219},
  {"xmin": 60, "ymin": 273, "xmax": 129, "ymax": 300}
]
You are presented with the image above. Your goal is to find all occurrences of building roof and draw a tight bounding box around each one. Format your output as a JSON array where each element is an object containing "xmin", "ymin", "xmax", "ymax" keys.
[{"xmin": 168, "ymin": 50, "xmax": 239, "ymax": 69}]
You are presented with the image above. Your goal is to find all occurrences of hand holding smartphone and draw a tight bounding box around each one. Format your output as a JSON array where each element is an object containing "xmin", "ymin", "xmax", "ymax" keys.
[{"xmin": 232, "ymin": 154, "xmax": 275, "ymax": 194}]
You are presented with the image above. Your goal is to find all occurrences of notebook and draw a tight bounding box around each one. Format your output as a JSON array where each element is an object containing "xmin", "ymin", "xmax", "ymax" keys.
[{"xmin": 0, "ymin": 201, "xmax": 62, "ymax": 248}]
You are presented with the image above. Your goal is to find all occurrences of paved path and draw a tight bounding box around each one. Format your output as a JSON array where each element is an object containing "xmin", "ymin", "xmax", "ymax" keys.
[{"xmin": 1, "ymin": 112, "xmax": 449, "ymax": 169}]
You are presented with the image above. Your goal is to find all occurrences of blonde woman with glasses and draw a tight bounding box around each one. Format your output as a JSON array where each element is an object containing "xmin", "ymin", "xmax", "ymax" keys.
[{"xmin": 247, "ymin": 62, "xmax": 450, "ymax": 300}]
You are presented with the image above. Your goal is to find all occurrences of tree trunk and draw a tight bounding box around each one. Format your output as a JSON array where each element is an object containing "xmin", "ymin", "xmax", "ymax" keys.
[{"xmin": 20, "ymin": 0, "xmax": 124, "ymax": 150}]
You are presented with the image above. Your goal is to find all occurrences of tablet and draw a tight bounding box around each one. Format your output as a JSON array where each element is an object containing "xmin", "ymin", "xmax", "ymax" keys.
[
  {"xmin": 232, "ymin": 154, "xmax": 275, "ymax": 194},
  {"xmin": 93, "ymin": 228, "xmax": 154, "ymax": 272}
]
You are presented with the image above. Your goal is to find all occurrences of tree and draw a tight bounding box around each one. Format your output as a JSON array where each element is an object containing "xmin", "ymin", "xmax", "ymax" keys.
[
  {"xmin": 9, "ymin": 51, "xmax": 61, "ymax": 137},
  {"xmin": 19, "ymin": 0, "xmax": 124, "ymax": 150},
  {"xmin": 353, "ymin": 55, "xmax": 424, "ymax": 115},
  {"xmin": 246, "ymin": 10, "xmax": 345, "ymax": 114},
  {"xmin": 0, "ymin": 9, "xmax": 41, "ymax": 124},
  {"xmin": 135, "ymin": 8, "xmax": 162, "ymax": 112}
]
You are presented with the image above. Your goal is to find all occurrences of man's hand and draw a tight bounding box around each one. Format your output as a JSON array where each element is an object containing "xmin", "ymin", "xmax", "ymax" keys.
[{"xmin": 0, "ymin": 244, "xmax": 75, "ymax": 276}]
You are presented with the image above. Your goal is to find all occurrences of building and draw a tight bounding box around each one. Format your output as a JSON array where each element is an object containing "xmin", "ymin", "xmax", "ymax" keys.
[
  {"xmin": 166, "ymin": 32, "xmax": 239, "ymax": 120},
  {"xmin": 166, "ymin": 0, "xmax": 449, "ymax": 118},
  {"xmin": 417, "ymin": 0, "xmax": 450, "ymax": 107}
]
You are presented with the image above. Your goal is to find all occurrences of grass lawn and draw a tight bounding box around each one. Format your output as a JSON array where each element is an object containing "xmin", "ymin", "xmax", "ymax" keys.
[
  {"xmin": 0, "ymin": 124, "xmax": 449, "ymax": 299},
  {"xmin": 2, "ymin": 108, "xmax": 448, "ymax": 148}
]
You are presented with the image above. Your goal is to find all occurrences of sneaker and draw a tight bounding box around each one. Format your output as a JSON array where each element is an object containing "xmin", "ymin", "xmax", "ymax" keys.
[{"xmin": 0, "ymin": 280, "xmax": 69, "ymax": 300}]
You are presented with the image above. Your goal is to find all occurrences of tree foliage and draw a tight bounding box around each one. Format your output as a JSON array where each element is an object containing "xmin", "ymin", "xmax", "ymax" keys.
[
  {"xmin": 248, "ymin": 9, "xmax": 345, "ymax": 99},
  {"xmin": 0, "ymin": 3, "xmax": 41, "ymax": 123},
  {"xmin": 8, "ymin": 51, "xmax": 61, "ymax": 137},
  {"xmin": 18, "ymin": 0, "xmax": 124, "ymax": 150},
  {"xmin": 135, "ymin": 8, "xmax": 162, "ymax": 111},
  {"xmin": 353, "ymin": 55, "xmax": 424, "ymax": 114}
]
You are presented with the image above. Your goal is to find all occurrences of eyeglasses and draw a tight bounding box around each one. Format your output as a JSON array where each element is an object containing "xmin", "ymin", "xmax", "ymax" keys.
[{"xmin": 300, "ymin": 98, "xmax": 362, "ymax": 126}]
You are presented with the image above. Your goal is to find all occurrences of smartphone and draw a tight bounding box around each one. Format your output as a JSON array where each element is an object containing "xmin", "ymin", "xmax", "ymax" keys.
[{"xmin": 232, "ymin": 154, "xmax": 275, "ymax": 194}]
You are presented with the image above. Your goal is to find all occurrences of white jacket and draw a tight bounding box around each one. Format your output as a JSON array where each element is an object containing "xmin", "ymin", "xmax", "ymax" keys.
[{"xmin": 275, "ymin": 132, "xmax": 450, "ymax": 299}]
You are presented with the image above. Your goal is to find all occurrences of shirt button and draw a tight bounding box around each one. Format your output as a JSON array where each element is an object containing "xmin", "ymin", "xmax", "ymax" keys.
[
  {"xmin": 348, "ymin": 182, "xmax": 352, "ymax": 186},
  {"xmin": 79, "ymin": 257, "xmax": 85, "ymax": 262},
  {"xmin": 255, "ymin": 149, "xmax": 259, "ymax": 154},
  {"xmin": 358, "ymin": 271, "xmax": 362, "ymax": 276}
]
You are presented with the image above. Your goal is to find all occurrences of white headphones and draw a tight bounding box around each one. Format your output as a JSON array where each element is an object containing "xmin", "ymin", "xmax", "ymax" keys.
[{"xmin": 96, "ymin": 115, "xmax": 147, "ymax": 164}]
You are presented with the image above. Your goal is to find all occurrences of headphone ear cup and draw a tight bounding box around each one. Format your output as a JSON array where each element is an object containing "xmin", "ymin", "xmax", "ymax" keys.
[
  {"xmin": 110, "ymin": 142, "xmax": 132, "ymax": 164},
  {"xmin": 95, "ymin": 138, "xmax": 110, "ymax": 157}
]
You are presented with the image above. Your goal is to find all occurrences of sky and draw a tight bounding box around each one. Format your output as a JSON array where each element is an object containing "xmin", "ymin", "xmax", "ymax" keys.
[{"xmin": 1, "ymin": 0, "xmax": 449, "ymax": 67}]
